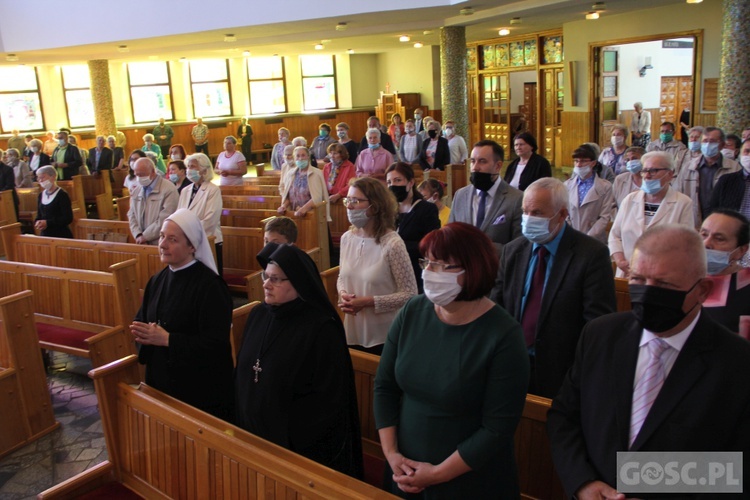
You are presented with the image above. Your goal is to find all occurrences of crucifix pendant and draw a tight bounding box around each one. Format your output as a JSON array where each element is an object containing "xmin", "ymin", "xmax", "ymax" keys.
[{"xmin": 252, "ymin": 358, "xmax": 262, "ymax": 383}]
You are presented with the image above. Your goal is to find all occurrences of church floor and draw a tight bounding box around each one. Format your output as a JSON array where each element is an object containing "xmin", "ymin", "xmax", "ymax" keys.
[{"xmin": 0, "ymin": 353, "xmax": 106, "ymax": 500}]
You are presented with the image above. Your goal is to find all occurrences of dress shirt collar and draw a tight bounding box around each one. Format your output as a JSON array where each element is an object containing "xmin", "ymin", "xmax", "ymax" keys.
[
  {"xmin": 639, "ymin": 309, "xmax": 701, "ymax": 354},
  {"xmin": 474, "ymin": 173, "xmax": 503, "ymax": 199}
]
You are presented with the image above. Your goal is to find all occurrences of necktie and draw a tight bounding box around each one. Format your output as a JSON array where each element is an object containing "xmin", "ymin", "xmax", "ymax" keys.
[
  {"xmin": 521, "ymin": 246, "xmax": 548, "ymax": 347},
  {"xmin": 476, "ymin": 191, "xmax": 488, "ymax": 228},
  {"xmin": 629, "ymin": 338, "xmax": 670, "ymax": 448}
]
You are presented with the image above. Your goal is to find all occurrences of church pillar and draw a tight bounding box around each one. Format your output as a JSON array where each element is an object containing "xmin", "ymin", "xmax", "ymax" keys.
[
  {"xmin": 440, "ymin": 26, "xmax": 469, "ymax": 140},
  {"xmin": 87, "ymin": 60, "xmax": 117, "ymax": 137},
  {"xmin": 717, "ymin": 0, "xmax": 750, "ymax": 134}
]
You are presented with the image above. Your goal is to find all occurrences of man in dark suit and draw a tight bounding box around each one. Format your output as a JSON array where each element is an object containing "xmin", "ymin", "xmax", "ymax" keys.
[
  {"xmin": 547, "ymin": 224, "xmax": 750, "ymax": 500},
  {"xmin": 491, "ymin": 177, "xmax": 616, "ymax": 398},
  {"xmin": 449, "ymin": 139, "xmax": 523, "ymax": 255},
  {"xmin": 358, "ymin": 116, "xmax": 396, "ymax": 155},
  {"xmin": 87, "ymin": 135, "xmax": 114, "ymax": 181},
  {"xmin": 709, "ymin": 138, "xmax": 749, "ymax": 218},
  {"xmin": 50, "ymin": 130, "xmax": 82, "ymax": 181}
]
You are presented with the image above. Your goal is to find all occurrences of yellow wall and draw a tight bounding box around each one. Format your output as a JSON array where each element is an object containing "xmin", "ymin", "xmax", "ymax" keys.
[
  {"xmin": 563, "ymin": 1, "xmax": 721, "ymax": 112},
  {"xmin": 350, "ymin": 54, "xmax": 380, "ymax": 108},
  {"xmin": 376, "ymin": 47, "xmax": 442, "ymax": 110}
]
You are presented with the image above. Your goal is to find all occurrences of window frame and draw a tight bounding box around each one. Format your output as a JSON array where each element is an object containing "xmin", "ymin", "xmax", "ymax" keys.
[
  {"xmin": 0, "ymin": 66, "xmax": 45, "ymax": 133},
  {"xmin": 300, "ymin": 55, "xmax": 338, "ymax": 111},
  {"xmin": 127, "ymin": 61, "xmax": 175, "ymax": 124},
  {"xmin": 188, "ymin": 59, "xmax": 233, "ymax": 119},
  {"xmin": 247, "ymin": 56, "xmax": 288, "ymax": 115},
  {"xmin": 61, "ymin": 65, "xmax": 95, "ymax": 129}
]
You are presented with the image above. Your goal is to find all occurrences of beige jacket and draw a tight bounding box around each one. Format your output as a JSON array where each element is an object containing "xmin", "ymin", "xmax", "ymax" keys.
[
  {"xmin": 128, "ymin": 175, "xmax": 179, "ymax": 244},
  {"xmin": 565, "ymin": 175, "xmax": 615, "ymax": 243},
  {"xmin": 178, "ymin": 181, "xmax": 223, "ymax": 244},
  {"xmin": 281, "ymin": 166, "xmax": 330, "ymax": 221}
]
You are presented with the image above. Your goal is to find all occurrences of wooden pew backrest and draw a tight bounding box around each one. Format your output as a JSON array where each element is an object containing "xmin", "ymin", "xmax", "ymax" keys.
[
  {"xmin": 615, "ymin": 277, "xmax": 631, "ymax": 312},
  {"xmin": 231, "ymin": 301, "xmax": 260, "ymax": 365}
]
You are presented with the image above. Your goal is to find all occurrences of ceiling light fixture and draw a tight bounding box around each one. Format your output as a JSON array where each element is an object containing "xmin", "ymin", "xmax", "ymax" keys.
[
  {"xmin": 224, "ymin": 34, "xmax": 237, "ymax": 42},
  {"xmin": 315, "ymin": 44, "xmax": 324, "ymax": 50},
  {"xmin": 414, "ymin": 42, "xmax": 424, "ymax": 48},
  {"xmin": 6, "ymin": 54, "xmax": 18, "ymax": 62},
  {"xmin": 586, "ymin": 11, "xmax": 600, "ymax": 19},
  {"xmin": 117, "ymin": 45, "xmax": 129, "ymax": 53},
  {"xmin": 459, "ymin": 7, "xmax": 474, "ymax": 16},
  {"xmin": 179, "ymin": 57, "xmax": 187, "ymax": 62},
  {"xmin": 399, "ymin": 35, "xmax": 411, "ymax": 42},
  {"xmin": 423, "ymin": 30, "xmax": 433, "ymax": 35},
  {"xmin": 498, "ymin": 28, "xmax": 510, "ymax": 36},
  {"xmin": 592, "ymin": 2, "xmax": 606, "ymax": 11},
  {"xmin": 686, "ymin": 0, "xmax": 702, "ymax": 3},
  {"xmin": 510, "ymin": 17, "xmax": 522, "ymax": 25},
  {"xmin": 242, "ymin": 50, "xmax": 251, "ymax": 57},
  {"xmin": 336, "ymin": 22, "xmax": 348, "ymax": 31},
  {"xmin": 347, "ymin": 49, "xmax": 354, "ymax": 54}
]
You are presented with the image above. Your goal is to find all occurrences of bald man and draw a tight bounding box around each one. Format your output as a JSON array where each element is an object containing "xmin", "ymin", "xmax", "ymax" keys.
[
  {"xmin": 127, "ymin": 157, "xmax": 178, "ymax": 245},
  {"xmin": 548, "ymin": 224, "xmax": 750, "ymax": 499}
]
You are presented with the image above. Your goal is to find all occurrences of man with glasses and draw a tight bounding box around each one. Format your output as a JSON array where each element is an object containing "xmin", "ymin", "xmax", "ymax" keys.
[
  {"xmin": 491, "ymin": 177, "xmax": 615, "ymax": 398},
  {"xmin": 609, "ymin": 151, "xmax": 694, "ymax": 277},
  {"xmin": 676, "ymin": 126, "xmax": 740, "ymax": 226},
  {"xmin": 646, "ymin": 121, "xmax": 687, "ymax": 160}
]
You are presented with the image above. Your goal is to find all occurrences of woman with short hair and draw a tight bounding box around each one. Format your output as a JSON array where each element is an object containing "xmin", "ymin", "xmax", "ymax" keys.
[
  {"xmin": 503, "ymin": 132, "xmax": 552, "ymax": 191},
  {"xmin": 141, "ymin": 133, "xmax": 166, "ymax": 174},
  {"xmin": 215, "ymin": 136, "xmax": 247, "ymax": 186},
  {"xmin": 168, "ymin": 160, "xmax": 192, "ymax": 194},
  {"xmin": 323, "ymin": 143, "xmax": 356, "ymax": 204},
  {"xmin": 27, "ymin": 139, "xmax": 51, "ymax": 179},
  {"xmin": 34, "ymin": 166, "xmax": 73, "ymax": 238}
]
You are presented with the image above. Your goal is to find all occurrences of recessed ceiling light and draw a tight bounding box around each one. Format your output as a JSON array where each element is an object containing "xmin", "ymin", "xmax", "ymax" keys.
[
  {"xmin": 686, "ymin": 0, "xmax": 702, "ymax": 3},
  {"xmin": 242, "ymin": 50, "xmax": 251, "ymax": 57},
  {"xmin": 510, "ymin": 17, "xmax": 522, "ymax": 25},
  {"xmin": 414, "ymin": 42, "xmax": 424, "ymax": 48},
  {"xmin": 423, "ymin": 30, "xmax": 433, "ymax": 35},
  {"xmin": 498, "ymin": 28, "xmax": 510, "ymax": 36},
  {"xmin": 224, "ymin": 34, "xmax": 237, "ymax": 42},
  {"xmin": 179, "ymin": 57, "xmax": 187, "ymax": 62},
  {"xmin": 315, "ymin": 44, "xmax": 324, "ymax": 50},
  {"xmin": 117, "ymin": 45, "xmax": 129, "ymax": 53},
  {"xmin": 6, "ymin": 54, "xmax": 18, "ymax": 62},
  {"xmin": 336, "ymin": 22, "xmax": 348, "ymax": 31},
  {"xmin": 592, "ymin": 2, "xmax": 606, "ymax": 11},
  {"xmin": 347, "ymin": 49, "xmax": 355, "ymax": 54},
  {"xmin": 586, "ymin": 11, "xmax": 600, "ymax": 19},
  {"xmin": 399, "ymin": 35, "xmax": 411, "ymax": 42},
  {"xmin": 460, "ymin": 7, "xmax": 474, "ymax": 15}
]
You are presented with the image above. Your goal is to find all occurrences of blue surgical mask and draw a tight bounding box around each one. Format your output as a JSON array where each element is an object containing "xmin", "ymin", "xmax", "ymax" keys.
[
  {"xmin": 522, "ymin": 212, "xmax": 559, "ymax": 244},
  {"xmin": 688, "ymin": 141, "xmax": 701, "ymax": 152},
  {"xmin": 705, "ymin": 248, "xmax": 734, "ymax": 275},
  {"xmin": 368, "ymin": 143, "xmax": 380, "ymax": 150},
  {"xmin": 169, "ymin": 173, "xmax": 179, "ymax": 183},
  {"xmin": 296, "ymin": 159, "xmax": 309, "ymax": 169},
  {"xmin": 701, "ymin": 142, "xmax": 719, "ymax": 158},
  {"xmin": 641, "ymin": 178, "xmax": 663, "ymax": 195},
  {"xmin": 626, "ymin": 160, "xmax": 642, "ymax": 174},
  {"xmin": 187, "ymin": 169, "xmax": 202, "ymax": 183}
]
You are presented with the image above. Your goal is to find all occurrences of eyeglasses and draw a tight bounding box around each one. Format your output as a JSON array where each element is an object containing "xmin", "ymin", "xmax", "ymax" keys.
[
  {"xmin": 640, "ymin": 168, "xmax": 671, "ymax": 177},
  {"xmin": 261, "ymin": 271, "xmax": 289, "ymax": 286},
  {"xmin": 572, "ymin": 158, "xmax": 593, "ymax": 165},
  {"xmin": 418, "ymin": 258, "xmax": 462, "ymax": 272},
  {"xmin": 342, "ymin": 197, "xmax": 369, "ymax": 207}
]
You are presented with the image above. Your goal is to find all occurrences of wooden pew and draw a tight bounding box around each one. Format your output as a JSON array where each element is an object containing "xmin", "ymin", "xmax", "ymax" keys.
[
  {"xmin": 0, "ymin": 190, "xmax": 18, "ymax": 225},
  {"xmin": 73, "ymin": 174, "xmax": 113, "ymax": 205},
  {"xmin": 220, "ymin": 184, "xmax": 281, "ymax": 196},
  {"xmin": 56, "ymin": 180, "xmax": 81, "ymax": 212},
  {"xmin": 95, "ymin": 192, "xmax": 116, "ymax": 220},
  {"xmin": 329, "ymin": 199, "xmax": 349, "ymax": 247},
  {"xmin": 615, "ymin": 277, "xmax": 631, "ymax": 312},
  {"xmin": 111, "ymin": 169, "xmax": 128, "ymax": 197},
  {"xmin": 348, "ymin": 350, "xmax": 566, "ymax": 499},
  {"xmin": 16, "ymin": 186, "xmax": 39, "ymax": 226},
  {"xmin": 320, "ymin": 266, "xmax": 344, "ymax": 321},
  {"xmin": 116, "ymin": 195, "xmax": 130, "ymax": 221},
  {"xmin": 221, "ymin": 225, "xmax": 265, "ymax": 294},
  {"xmin": 74, "ymin": 217, "xmax": 134, "ymax": 243},
  {"xmin": 231, "ymin": 301, "xmax": 261, "ymax": 365},
  {"xmin": 0, "ymin": 291, "xmax": 60, "ymax": 459},
  {"xmin": 222, "ymin": 194, "xmax": 282, "ymax": 210},
  {"xmin": 38, "ymin": 354, "xmax": 395, "ymax": 499},
  {"xmin": 0, "ymin": 259, "xmax": 139, "ymax": 368},
  {"xmin": 3, "ymin": 222, "xmax": 161, "ymax": 291},
  {"xmin": 420, "ymin": 163, "xmax": 468, "ymax": 206}
]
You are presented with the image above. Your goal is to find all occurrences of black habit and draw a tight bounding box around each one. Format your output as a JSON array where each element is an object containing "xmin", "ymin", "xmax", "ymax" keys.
[
  {"xmin": 136, "ymin": 260, "xmax": 234, "ymax": 420},
  {"xmin": 235, "ymin": 244, "xmax": 363, "ymax": 479}
]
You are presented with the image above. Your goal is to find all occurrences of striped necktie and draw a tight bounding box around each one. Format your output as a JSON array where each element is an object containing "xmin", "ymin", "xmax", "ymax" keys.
[{"xmin": 629, "ymin": 338, "xmax": 670, "ymax": 448}]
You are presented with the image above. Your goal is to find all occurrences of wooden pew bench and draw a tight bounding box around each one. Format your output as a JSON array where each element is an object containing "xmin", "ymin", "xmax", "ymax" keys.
[
  {"xmin": 348, "ymin": 350, "xmax": 566, "ymax": 498},
  {"xmin": 412, "ymin": 163, "xmax": 468, "ymax": 206},
  {"xmin": 0, "ymin": 291, "xmax": 60, "ymax": 459},
  {"xmin": 16, "ymin": 186, "xmax": 39, "ymax": 228},
  {"xmin": 2, "ymin": 222, "xmax": 161, "ymax": 292},
  {"xmin": 220, "ymin": 225, "xmax": 265, "ymax": 294},
  {"xmin": 615, "ymin": 277, "xmax": 631, "ymax": 312},
  {"xmin": 38, "ymin": 354, "xmax": 395, "ymax": 499},
  {"xmin": 219, "ymin": 184, "xmax": 281, "ymax": 196},
  {"xmin": 74, "ymin": 217, "xmax": 134, "ymax": 243},
  {"xmin": 0, "ymin": 259, "xmax": 139, "ymax": 368},
  {"xmin": 222, "ymin": 194, "xmax": 282, "ymax": 210}
]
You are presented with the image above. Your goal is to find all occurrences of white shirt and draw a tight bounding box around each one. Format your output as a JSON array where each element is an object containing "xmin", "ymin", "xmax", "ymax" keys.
[
  {"xmin": 447, "ymin": 135, "xmax": 468, "ymax": 164},
  {"xmin": 401, "ymin": 135, "xmax": 419, "ymax": 163},
  {"xmin": 509, "ymin": 159, "xmax": 528, "ymax": 189},
  {"xmin": 215, "ymin": 151, "xmax": 246, "ymax": 186}
]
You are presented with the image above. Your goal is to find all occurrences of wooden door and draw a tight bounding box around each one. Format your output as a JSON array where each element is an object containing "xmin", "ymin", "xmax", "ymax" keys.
[
  {"xmin": 540, "ymin": 68, "xmax": 564, "ymax": 167},
  {"xmin": 523, "ymin": 82, "xmax": 538, "ymax": 138},
  {"xmin": 660, "ymin": 76, "xmax": 692, "ymax": 140},
  {"xmin": 468, "ymin": 74, "xmax": 480, "ymax": 145},
  {"xmin": 598, "ymin": 48, "xmax": 620, "ymax": 149},
  {"xmin": 481, "ymin": 73, "xmax": 510, "ymax": 152}
]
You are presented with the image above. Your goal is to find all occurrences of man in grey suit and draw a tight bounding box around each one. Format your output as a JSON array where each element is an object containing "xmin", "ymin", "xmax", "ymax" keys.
[
  {"xmin": 449, "ymin": 139, "xmax": 523, "ymax": 255},
  {"xmin": 491, "ymin": 178, "xmax": 616, "ymax": 398}
]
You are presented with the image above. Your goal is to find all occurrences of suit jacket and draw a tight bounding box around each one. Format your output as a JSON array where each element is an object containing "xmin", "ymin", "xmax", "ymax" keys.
[
  {"xmin": 709, "ymin": 170, "xmax": 747, "ymax": 213},
  {"xmin": 27, "ymin": 151, "xmax": 51, "ymax": 173},
  {"xmin": 676, "ymin": 154, "xmax": 739, "ymax": 226},
  {"xmin": 491, "ymin": 225, "xmax": 616, "ymax": 397},
  {"xmin": 50, "ymin": 144, "xmax": 83, "ymax": 180},
  {"xmin": 87, "ymin": 147, "xmax": 114, "ymax": 173},
  {"xmin": 503, "ymin": 153, "xmax": 552, "ymax": 191},
  {"xmin": 564, "ymin": 175, "xmax": 615, "ymax": 243},
  {"xmin": 418, "ymin": 136, "xmax": 451, "ymax": 171},
  {"xmin": 547, "ymin": 311, "xmax": 750, "ymax": 498},
  {"xmin": 449, "ymin": 179, "xmax": 523, "ymax": 255}
]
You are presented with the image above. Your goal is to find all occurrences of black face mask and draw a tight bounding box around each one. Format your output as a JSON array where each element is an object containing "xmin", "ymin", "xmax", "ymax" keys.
[
  {"xmin": 470, "ymin": 171, "xmax": 497, "ymax": 192},
  {"xmin": 428, "ymin": 129, "xmax": 438, "ymax": 139},
  {"xmin": 629, "ymin": 281, "xmax": 700, "ymax": 333},
  {"xmin": 389, "ymin": 185, "xmax": 409, "ymax": 203}
]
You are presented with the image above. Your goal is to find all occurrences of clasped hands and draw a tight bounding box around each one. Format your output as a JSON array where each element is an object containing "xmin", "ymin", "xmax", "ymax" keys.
[
  {"xmin": 385, "ymin": 451, "xmax": 439, "ymax": 494},
  {"xmin": 338, "ymin": 292, "xmax": 368, "ymax": 315},
  {"xmin": 130, "ymin": 321, "xmax": 169, "ymax": 346}
]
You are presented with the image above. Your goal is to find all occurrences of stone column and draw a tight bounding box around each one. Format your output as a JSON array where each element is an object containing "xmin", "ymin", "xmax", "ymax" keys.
[
  {"xmin": 440, "ymin": 26, "xmax": 469, "ymax": 140},
  {"xmin": 87, "ymin": 60, "xmax": 117, "ymax": 137},
  {"xmin": 717, "ymin": 0, "xmax": 750, "ymax": 134}
]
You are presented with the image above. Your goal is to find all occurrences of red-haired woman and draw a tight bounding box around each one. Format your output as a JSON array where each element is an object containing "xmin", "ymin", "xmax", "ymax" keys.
[
  {"xmin": 374, "ymin": 222, "xmax": 529, "ymax": 498},
  {"xmin": 169, "ymin": 144, "xmax": 188, "ymax": 162}
]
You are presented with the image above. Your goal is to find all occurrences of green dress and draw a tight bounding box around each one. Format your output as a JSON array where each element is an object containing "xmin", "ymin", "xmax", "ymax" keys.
[{"xmin": 374, "ymin": 295, "xmax": 529, "ymax": 499}]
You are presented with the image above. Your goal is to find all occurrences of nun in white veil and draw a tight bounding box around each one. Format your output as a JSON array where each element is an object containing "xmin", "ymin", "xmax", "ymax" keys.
[{"xmin": 131, "ymin": 208, "xmax": 234, "ymax": 419}]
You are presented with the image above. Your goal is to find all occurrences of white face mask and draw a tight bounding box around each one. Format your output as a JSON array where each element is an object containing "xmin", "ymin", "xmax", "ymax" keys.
[
  {"xmin": 171, "ymin": 154, "xmax": 182, "ymax": 161},
  {"xmin": 740, "ymin": 155, "xmax": 750, "ymax": 173},
  {"xmin": 31, "ymin": 146, "xmax": 39, "ymax": 153},
  {"xmin": 611, "ymin": 135, "xmax": 624, "ymax": 147},
  {"xmin": 137, "ymin": 175, "xmax": 152, "ymax": 187},
  {"xmin": 422, "ymin": 268, "xmax": 465, "ymax": 306},
  {"xmin": 347, "ymin": 208, "xmax": 370, "ymax": 228},
  {"xmin": 721, "ymin": 148, "xmax": 736, "ymax": 160},
  {"xmin": 40, "ymin": 180, "xmax": 53, "ymax": 190},
  {"xmin": 444, "ymin": 128, "xmax": 454, "ymax": 137},
  {"xmin": 574, "ymin": 166, "xmax": 592, "ymax": 179}
]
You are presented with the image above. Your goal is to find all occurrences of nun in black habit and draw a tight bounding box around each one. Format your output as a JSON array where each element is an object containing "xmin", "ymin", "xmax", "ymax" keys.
[{"xmin": 235, "ymin": 243, "xmax": 363, "ymax": 479}]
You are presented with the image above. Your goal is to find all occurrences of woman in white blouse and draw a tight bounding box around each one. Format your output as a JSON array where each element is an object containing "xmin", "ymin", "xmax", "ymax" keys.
[
  {"xmin": 180, "ymin": 153, "xmax": 224, "ymax": 276},
  {"xmin": 398, "ymin": 119, "xmax": 422, "ymax": 164},
  {"xmin": 629, "ymin": 102, "xmax": 652, "ymax": 148},
  {"xmin": 215, "ymin": 136, "xmax": 247, "ymax": 186},
  {"xmin": 337, "ymin": 177, "xmax": 418, "ymax": 355}
]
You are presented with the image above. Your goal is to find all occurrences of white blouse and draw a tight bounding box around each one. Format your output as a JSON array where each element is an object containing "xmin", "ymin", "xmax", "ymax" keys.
[
  {"xmin": 337, "ymin": 229, "xmax": 417, "ymax": 347},
  {"xmin": 216, "ymin": 151, "xmax": 246, "ymax": 186}
]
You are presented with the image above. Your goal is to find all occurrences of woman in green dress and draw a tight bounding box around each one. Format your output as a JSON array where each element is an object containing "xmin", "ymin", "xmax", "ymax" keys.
[{"xmin": 374, "ymin": 222, "xmax": 529, "ymax": 498}]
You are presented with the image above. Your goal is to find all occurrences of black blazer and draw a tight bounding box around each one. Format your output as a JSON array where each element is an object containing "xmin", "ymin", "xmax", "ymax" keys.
[
  {"xmin": 50, "ymin": 145, "xmax": 83, "ymax": 181},
  {"xmin": 491, "ymin": 224, "xmax": 616, "ymax": 397},
  {"xmin": 28, "ymin": 152, "xmax": 52, "ymax": 172},
  {"xmin": 709, "ymin": 170, "xmax": 747, "ymax": 213},
  {"xmin": 503, "ymin": 153, "xmax": 552, "ymax": 191},
  {"xmin": 358, "ymin": 132, "xmax": 396, "ymax": 156},
  {"xmin": 547, "ymin": 311, "xmax": 750, "ymax": 498},
  {"xmin": 396, "ymin": 198, "xmax": 440, "ymax": 293},
  {"xmin": 419, "ymin": 137, "xmax": 451, "ymax": 171}
]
